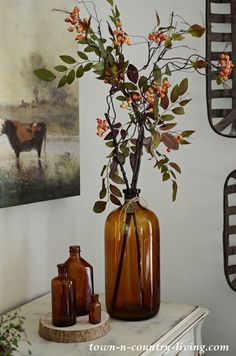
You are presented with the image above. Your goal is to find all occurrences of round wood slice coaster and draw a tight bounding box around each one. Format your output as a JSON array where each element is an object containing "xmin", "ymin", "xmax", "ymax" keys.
[{"xmin": 39, "ymin": 312, "xmax": 110, "ymax": 343}]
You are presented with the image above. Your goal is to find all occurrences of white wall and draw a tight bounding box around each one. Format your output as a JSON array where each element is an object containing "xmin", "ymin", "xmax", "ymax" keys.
[{"xmin": 0, "ymin": 0, "xmax": 235, "ymax": 354}]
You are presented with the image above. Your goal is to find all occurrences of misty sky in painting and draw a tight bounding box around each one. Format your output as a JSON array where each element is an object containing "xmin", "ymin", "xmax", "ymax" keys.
[{"xmin": 0, "ymin": 0, "xmax": 77, "ymax": 105}]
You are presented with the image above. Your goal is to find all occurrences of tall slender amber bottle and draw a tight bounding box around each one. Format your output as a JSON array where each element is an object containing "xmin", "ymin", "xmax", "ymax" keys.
[
  {"xmin": 51, "ymin": 264, "xmax": 76, "ymax": 327},
  {"xmin": 105, "ymin": 189, "xmax": 160, "ymax": 321},
  {"xmin": 65, "ymin": 245, "xmax": 94, "ymax": 316}
]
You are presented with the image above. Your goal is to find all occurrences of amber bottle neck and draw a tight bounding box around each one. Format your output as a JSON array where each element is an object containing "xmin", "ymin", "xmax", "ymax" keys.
[
  {"xmin": 69, "ymin": 245, "xmax": 81, "ymax": 257},
  {"xmin": 91, "ymin": 294, "xmax": 99, "ymax": 303},
  {"xmin": 57, "ymin": 264, "xmax": 68, "ymax": 278},
  {"xmin": 123, "ymin": 188, "xmax": 141, "ymax": 201}
]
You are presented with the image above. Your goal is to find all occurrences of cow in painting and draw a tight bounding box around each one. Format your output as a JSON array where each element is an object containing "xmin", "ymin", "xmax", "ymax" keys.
[{"xmin": 0, "ymin": 119, "xmax": 46, "ymax": 159}]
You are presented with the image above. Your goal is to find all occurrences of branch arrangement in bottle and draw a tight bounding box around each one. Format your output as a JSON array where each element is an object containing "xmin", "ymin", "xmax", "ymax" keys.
[{"xmin": 35, "ymin": 0, "xmax": 233, "ymax": 212}]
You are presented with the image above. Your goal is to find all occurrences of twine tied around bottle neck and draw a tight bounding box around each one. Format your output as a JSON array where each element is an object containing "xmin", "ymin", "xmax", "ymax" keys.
[{"xmin": 118, "ymin": 196, "xmax": 148, "ymax": 227}]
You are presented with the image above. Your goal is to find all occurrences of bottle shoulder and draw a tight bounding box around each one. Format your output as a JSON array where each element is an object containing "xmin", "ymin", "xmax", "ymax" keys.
[{"xmin": 65, "ymin": 256, "xmax": 93, "ymax": 269}]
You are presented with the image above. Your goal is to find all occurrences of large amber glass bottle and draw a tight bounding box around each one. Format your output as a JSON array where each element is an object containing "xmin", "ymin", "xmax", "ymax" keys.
[
  {"xmin": 105, "ymin": 189, "xmax": 160, "ymax": 321},
  {"xmin": 65, "ymin": 245, "xmax": 94, "ymax": 316},
  {"xmin": 51, "ymin": 264, "xmax": 76, "ymax": 327}
]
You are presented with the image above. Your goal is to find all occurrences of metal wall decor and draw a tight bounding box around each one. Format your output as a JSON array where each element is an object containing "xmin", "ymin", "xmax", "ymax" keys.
[
  {"xmin": 206, "ymin": 0, "xmax": 236, "ymax": 137},
  {"xmin": 206, "ymin": 0, "xmax": 236, "ymax": 291},
  {"xmin": 223, "ymin": 170, "xmax": 236, "ymax": 291}
]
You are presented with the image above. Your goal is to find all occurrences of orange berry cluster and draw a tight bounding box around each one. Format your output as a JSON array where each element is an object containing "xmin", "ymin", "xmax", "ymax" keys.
[
  {"xmin": 120, "ymin": 94, "xmax": 141, "ymax": 109},
  {"xmin": 113, "ymin": 21, "xmax": 131, "ymax": 45},
  {"xmin": 97, "ymin": 119, "xmax": 109, "ymax": 137},
  {"xmin": 145, "ymin": 80, "xmax": 171, "ymax": 112},
  {"xmin": 148, "ymin": 31, "xmax": 167, "ymax": 44},
  {"xmin": 65, "ymin": 7, "xmax": 88, "ymax": 42},
  {"xmin": 217, "ymin": 53, "xmax": 234, "ymax": 83}
]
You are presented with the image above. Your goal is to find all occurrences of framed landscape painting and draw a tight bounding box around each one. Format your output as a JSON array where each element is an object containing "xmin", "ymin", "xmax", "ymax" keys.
[{"xmin": 0, "ymin": 0, "xmax": 80, "ymax": 208}]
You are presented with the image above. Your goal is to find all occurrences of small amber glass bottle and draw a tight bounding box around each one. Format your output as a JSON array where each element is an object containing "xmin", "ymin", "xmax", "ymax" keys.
[
  {"xmin": 51, "ymin": 264, "xmax": 76, "ymax": 327},
  {"xmin": 89, "ymin": 294, "xmax": 101, "ymax": 324},
  {"xmin": 65, "ymin": 245, "xmax": 94, "ymax": 316}
]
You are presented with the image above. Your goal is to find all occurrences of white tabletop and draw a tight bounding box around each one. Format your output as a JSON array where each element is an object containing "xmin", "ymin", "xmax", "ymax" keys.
[{"xmin": 14, "ymin": 294, "xmax": 208, "ymax": 356}]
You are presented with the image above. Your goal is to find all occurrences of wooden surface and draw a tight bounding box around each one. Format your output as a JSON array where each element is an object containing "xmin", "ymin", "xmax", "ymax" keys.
[
  {"xmin": 39, "ymin": 311, "xmax": 109, "ymax": 343},
  {"xmin": 10, "ymin": 294, "xmax": 208, "ymax": 356}
]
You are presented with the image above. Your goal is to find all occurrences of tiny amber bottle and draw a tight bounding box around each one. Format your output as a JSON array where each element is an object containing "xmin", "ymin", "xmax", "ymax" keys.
[
  {"xmin": 51, "ymin": 264, "xmax": 76, "ymax": 327},
  {"xmin": 89, "ymin": 294, "xmax": 101, "ymax": 324},
  {"xmin": 65, "ymin": 245, "xmax": 94, "ymax": 316}
]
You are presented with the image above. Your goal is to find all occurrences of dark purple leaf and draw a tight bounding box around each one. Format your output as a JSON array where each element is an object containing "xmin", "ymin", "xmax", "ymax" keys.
[
  {"xmin": 162, "ymin": 133, "xmax": 179, "ymax": 150},
  {"xmin": 107, "ymin": 21, "xmax": 114, "ymax": 37},
  {"xmin": 127, "ymin": 64, "xmax": 139, "ymax": 84},
  {"xmin": 129, "ymin": 153, "xmax": 136, "ymax": 172},
  {"xmin": 110, "ymin": 184, "xmax": 122, "ymax": 197},
  {"xmin": 113, "ymin": 122, "xmax": 122, "ymax": 129},
  {"xmin": 110, "ymin": 194, "xmax": 122, "ymax": 206},
  {"xmin": 104, "ymin": 129, "xmax": 119, "ymax": 140},
  {"xmin": 160, "ymin": 95, "xmax": 169, "ymax": 110},
  {"xmin": 121, "ymin": 129, "xmax": 127, "ymax": 140}
]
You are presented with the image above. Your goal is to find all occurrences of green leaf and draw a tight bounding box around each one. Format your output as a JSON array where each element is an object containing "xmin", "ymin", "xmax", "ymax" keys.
[
  {"xmin": 161, "ymin": 114, "xmax": 175, "ymax": 121},
  {"xmin": 154, "ymin": 93, "xmax": 159, "ymax": 121},
  {"xmin": 93, "ymin": 62, "xmax": 105, "ymax": 72},
  {"xmin": 34, "ymin": 69, "xmax": 56, "ymax": 81},
  {"xmin": 99, "ymin": 179, "xmax": 107, "ymax": 199},
  {"xmin": 170, "ymin": 84, "xmax": 179, "ymax": 103},
  {"xmin": 169, "ymin": 162, "xmax": 181, "ymax": 174},
  {"xmin": 188, "ymin": 24, "xmax": 206, "ymax": 38},
  {"xmin": 54, "ymin": 65, "xmax": 67, "ymax": 72},
  {"xmin": 115, "ymin": 5, "xmax": 120, "ymax": 17},
  {"xmin": 172, "ymin": 107, "xmax": 185, "ymax": 115},
  {"xmin": 58, "ymin": 75, "xmax": 67, "ymax": 88},
  {"xmin": 163, "ymin": 172, "xmax": 170, "ymax": 181},
  {"xmin": 155, "ymin": 10, "xmax": 160, "ymax": 26},
  {"xmin": 107, "ymin": 0, "xmax": 114, "ymax": 6},
  {"xmin": 138, "ymin": 76, "xmax": 148, "ymax": 89},
  {"xmin": 105, "ymin": 141, "xmax": 115, "ymax": 148},
  {"xmin": 181, "ymin": 130, "xmax": 195, "ymax": 137},
  {"xmin": 172, "ymin": 33, "xmax": 184, "ymax": 41},
  {"xmin": 179, "ymin": 138, "xmax": 191, "ymax": 145},
  {"xmin": 179, "ymin": 78, "xmax": 188, "ymax": 96},
  {"xmin": 77, "ymin": 51, "xmax": 88, "ymax": 60},
  {"xmin": 165, "ymin": 64, "xmax": 171, "ymax": 76},
  {"xmin": 101, "ymin": 165, "xmax": 107, "ymax": 176},
  {"xmin": 60, "ymin": 55, "xmax": 76, "ymax": 64},
  {"xmin": 122, "ymin": 82, "xmax": 137, "ymax": 91},
  {"xmin": 67, "ymin": 69, "xmax": 75, "ymax": 84},
  {"xmin": 84, "ymin": 46, "xmax": 96, "ymax": 52},
  {"xmin": 84, "ymin": 63, "xmax": 93, "ymax": 72},
  {"xmin": 111, "ymin": 175, "xmax": 125, "ymax": 184},
  {"xmin": 93, "ymin": 201, "xmax": 107, "ymax": 213},
  {"xmin": 76, "ymin": 66, "xmax": 84, "ymax": 78},
  {"xmin": 153, "ymin": 65, "xmax": 161, "ymax": 82},
  {"xmin": 97, "ymin": 39, "xmax": 106, "ymax": 57},
  {"xmin": 165, "ymin": 38, "xmax": 172, "ymax": 48},
  {"xmin": 172, "ymin": 181, "xmax": 178, "ymax": 201},
  {"xmin": 152, "ymin": 131, "xmax": 161, "ymax": 148},
  {"xmin": 116, "ymin": 95, "xmax": 128, "ymax": 101},
  {"xmin": 179, "ymin": 99, "xmax": 191, "ymax": 106},
  {"xmin": 110, "ymin": 184, "xmax": 122, "ymax": 197}
]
